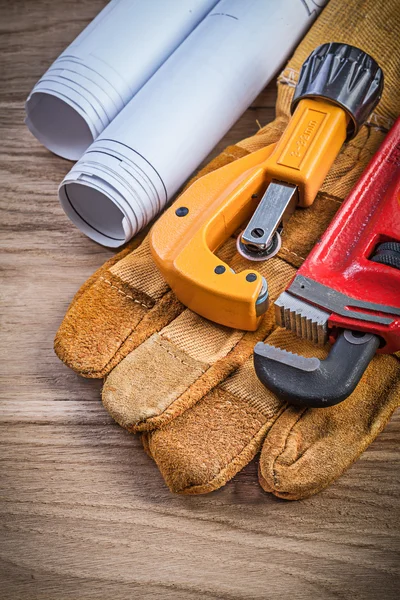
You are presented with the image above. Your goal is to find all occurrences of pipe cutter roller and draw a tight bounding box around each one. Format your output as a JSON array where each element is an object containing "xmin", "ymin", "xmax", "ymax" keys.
[
  {"xmin": 150, "ymin": 44, "xmax": 383, "ymax": 330},
  {"xmin": 254, "ymin": 116, "xmax": 400, "ymax": 408}
]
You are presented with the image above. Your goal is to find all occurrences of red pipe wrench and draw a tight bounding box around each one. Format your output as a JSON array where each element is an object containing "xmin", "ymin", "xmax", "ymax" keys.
[{"xmin": 254, "ymin": 116, "xmax": 400, "ymax": 407}]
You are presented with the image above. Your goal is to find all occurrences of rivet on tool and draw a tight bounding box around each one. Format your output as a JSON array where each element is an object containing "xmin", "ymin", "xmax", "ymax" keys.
[
  {"xmin": 246, "ymin": 273, "xmax": 257, "ymax": 282},
  {"xmin": 214, "ymin": 265, "xmax": 226, "ymax": 274},
  {"xmin": 175, "ymin": 207, "xmax": 189, "ymax": 217}
]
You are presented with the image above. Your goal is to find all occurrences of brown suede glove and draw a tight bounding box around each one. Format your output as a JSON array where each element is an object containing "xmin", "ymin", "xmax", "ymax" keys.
[{"xmin": 55, "ymin": 0, "xmax": 400, "ymax": 499}]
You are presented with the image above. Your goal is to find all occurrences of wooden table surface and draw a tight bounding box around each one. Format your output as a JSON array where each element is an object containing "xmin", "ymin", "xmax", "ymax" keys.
[{"xmin": 1, "ymin": 1, "xmax": 399, "ymax": 598}]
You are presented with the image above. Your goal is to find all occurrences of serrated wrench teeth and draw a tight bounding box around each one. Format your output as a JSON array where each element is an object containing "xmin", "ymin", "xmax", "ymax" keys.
[{"xmin": 274, "ymin": 291, "xmax": 330, "ymax": 345}]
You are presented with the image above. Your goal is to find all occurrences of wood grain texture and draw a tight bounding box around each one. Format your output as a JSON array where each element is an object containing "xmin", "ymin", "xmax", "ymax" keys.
[{"xmin": 0, "ymin": 1, "xmax": 399, "ymax": 599}]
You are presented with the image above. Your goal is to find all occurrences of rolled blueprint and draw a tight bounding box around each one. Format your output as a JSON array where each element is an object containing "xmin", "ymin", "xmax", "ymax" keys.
[
  {"xmin": 59, "ymin": 0, "xmax": 328, "ymax": 247},
  {"xmin": 25, "ymin": 0, "xmax": 218, "ymax": 160}
]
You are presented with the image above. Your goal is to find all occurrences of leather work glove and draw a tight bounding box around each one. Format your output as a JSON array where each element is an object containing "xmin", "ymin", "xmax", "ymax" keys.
[{"xmin": 55, "ymin": 0, "xmax": 400, "ymax": 499}]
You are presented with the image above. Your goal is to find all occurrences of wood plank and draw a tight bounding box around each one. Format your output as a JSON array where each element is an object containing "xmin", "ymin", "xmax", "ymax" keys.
[{"xmin": 0, "ymin": 1, "xmax": 399, "ymax": 599}]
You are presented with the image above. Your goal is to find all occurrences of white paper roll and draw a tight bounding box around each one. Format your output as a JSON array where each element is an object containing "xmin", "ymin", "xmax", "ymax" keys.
[
  {"xmin": 25, "ymin": 0, "xmax": 219, "ymax": 160},
  {"xmin": 59, "ymin": 0, "xmax": 328, "ymax": 247}
]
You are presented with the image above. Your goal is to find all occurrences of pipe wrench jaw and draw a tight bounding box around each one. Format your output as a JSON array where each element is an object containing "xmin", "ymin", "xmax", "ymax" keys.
[
  {"xmin": 254, "ymin": 289, "xmax": 377, "ymax": 408},
  {"xmin": 254, "ymin": 330, "xmax": 380, "ymax": 408},
  {"xmin": 254, "ymin": 271, "xmax": 400, "ymax": 407},
  {"xmin": 254, "ymin": 288, "xmax": 386, "ymax": 408}
]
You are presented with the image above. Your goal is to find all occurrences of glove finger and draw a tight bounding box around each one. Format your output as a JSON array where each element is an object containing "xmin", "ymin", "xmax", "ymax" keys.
[
  {"xmin": 54, "ymin": 235, "xmax": 179, "ymax": 378},
  {"xmin": 54, "ymin": 146, "xmax": 248, "ymax": 378},
  {"xmin": 142, "ymin": 328, "xmax": 327, "ymax": 494},
  {"xmin": 102, "ymin": 252, "xmax": 295, "ymax": 432},
  {"xmin": 143, "ymin": 357, "xmax": 283, "ymax": 494},
  {"xmin": 258, "ymin": 352, "xmax": 400, "ymax": 500}
]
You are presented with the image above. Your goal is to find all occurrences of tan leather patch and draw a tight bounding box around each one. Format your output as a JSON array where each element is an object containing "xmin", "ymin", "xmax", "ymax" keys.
[
  {"xmin": 102, "ymin": 333, "xmax": 208, "ymax": 428},
  {"xmin": 147, "ymin": 387, "xmax": 271, "ymax": 493}
]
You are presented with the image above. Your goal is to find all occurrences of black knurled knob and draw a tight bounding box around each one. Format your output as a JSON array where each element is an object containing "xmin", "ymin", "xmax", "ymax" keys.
[
  {"xmin": 371, "ymin": 241, "xmax": 400, "ymax": 270},
  {"xmin": 292, "ymin": 43, "xmax": 384, "ymax": 140}
]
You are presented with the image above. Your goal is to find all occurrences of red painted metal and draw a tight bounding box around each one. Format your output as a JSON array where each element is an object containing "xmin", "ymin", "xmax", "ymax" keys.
[{"xmin": 295, "ymin": 116, "xmax": 400, "ymax": 353}]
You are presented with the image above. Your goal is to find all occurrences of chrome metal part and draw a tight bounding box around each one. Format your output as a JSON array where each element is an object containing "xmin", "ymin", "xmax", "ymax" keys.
[
  {"xmin": 240, "ymin": 181, "xmax": 298, "ymax": 257},
  {"xmin": 288, "ymin": 274, "xmax": 400, "ymax": 326},
  {"xmin": 254, "ymin": 342, "xmax": 321, "ymax": 372},
  {"xmin": 236, "ymin": 230, "xmax": 281, "ymax": 261},
  {"xmin": 275, "ymin": 291, "xmax": 330, "ymax": 345},
  {"xmin": 255, "ymin": 276, "xmax": 269, "ymax": 316}
]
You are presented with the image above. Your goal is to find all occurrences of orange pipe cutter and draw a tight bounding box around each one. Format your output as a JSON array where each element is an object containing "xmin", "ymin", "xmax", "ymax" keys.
[{"xmin": 150, "ymin": 44, "xmax": 383, "ymax": 330}]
